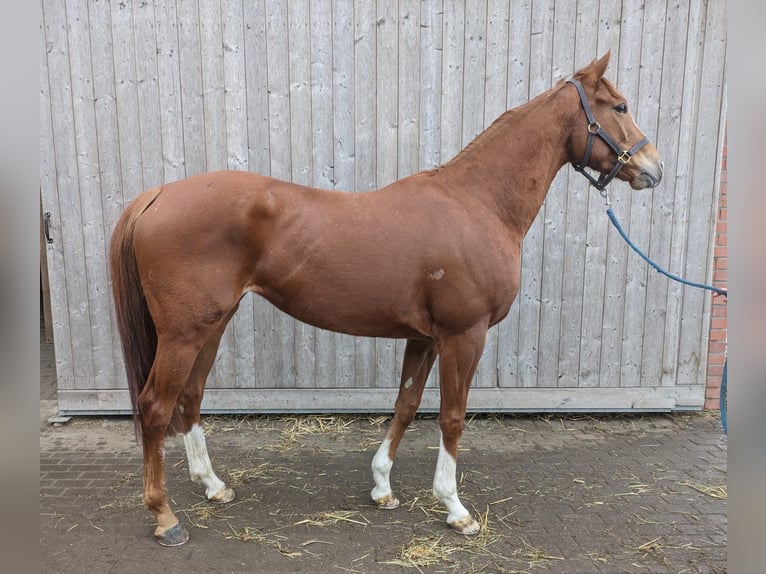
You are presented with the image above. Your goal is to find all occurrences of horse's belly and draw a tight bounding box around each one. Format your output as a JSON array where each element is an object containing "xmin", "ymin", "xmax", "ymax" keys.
[{"xmin": 252, "ymin": 280, "xmax": 429, "ymax": 340}]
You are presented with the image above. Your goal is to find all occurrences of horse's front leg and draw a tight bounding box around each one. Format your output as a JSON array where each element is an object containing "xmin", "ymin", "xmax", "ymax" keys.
[
  {"xmin": 432, "ymin": 326, "xmax": 487, "ymax": 535},
  {"xmin": 371, "ymin": 339, "xmax": 437, "ymax": 509}
]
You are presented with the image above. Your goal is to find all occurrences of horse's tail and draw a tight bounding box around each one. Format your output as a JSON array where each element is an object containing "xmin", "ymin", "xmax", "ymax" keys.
[{"xmin": 109, "ymin": 187, "xmax": 163, "ymax": 439}]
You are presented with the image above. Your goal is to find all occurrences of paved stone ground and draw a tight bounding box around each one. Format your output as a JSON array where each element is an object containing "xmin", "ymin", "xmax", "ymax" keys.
[{"xmin": 40, "ymin": 328, "xmax": 727, "ymax": 573}]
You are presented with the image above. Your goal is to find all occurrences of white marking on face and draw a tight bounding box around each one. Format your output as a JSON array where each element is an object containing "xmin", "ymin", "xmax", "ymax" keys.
[
  {"xmin": 404, "ymin": 377, "xmax": 414, "ymax": 390},
  {"xmin": 370, "ymin": 437, "xmax": 394, "ymax": 500},
  {"xmin": 183, "ymin": 424, "xmax": 226, "ymax": 499},
  {"xmin": 432, "ymin": 434, "xmax": 470, "ymax": 524}
]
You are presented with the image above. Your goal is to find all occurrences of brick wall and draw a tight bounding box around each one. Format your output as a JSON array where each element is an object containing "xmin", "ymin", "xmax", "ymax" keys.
[{"xmin": 705, "ymin": 129, "xmax": 728, "ymax": 409}]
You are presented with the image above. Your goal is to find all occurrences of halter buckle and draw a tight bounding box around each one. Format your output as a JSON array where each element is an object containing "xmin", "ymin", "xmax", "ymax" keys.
[
  {"xmin": 588, "ymin": 121, "xmax": 601, "ymax": 134},
  {"xmin": 617, "ymin": 150, "xmax": 632, "ymax": 164}
]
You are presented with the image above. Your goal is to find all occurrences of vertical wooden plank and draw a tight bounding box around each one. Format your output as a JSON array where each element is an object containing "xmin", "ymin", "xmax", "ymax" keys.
[
  {"xmin": 89, "ymin": 0, "xmax": 128, "ymax": 388},
  {"xmin": 620, "ymin": 0, "xmax": 665, "ymax": 388},
  {"xmin": 652, "ymin": 0, "xmax": 694, "ymax": 389},
  {"xmin": 397, "ymin": 0, "xmax": 419, "ymax": 178},
  {"xmin": 376, "ymin": 0, "xmax": 398, "ymax": 187},
  {"xmin": 310, "ymin": 0, "xmax": 335, "ymax": 189},
  {"xmin": 154, "ymin": 1, "xmax": 186, "ymax": 183},
  {"xmin": 634, "ymin": 0, "xmax": 667, "ymax": 389},
  {"xmin": 483, "ymin": 0, "xmax": 509, "ymax": 121},
  {"xmin": 516, "ymin": 0, "xmax": 553, "ymax": 388},
  {"xmin": 288, "ymin": 0, "xmax": 313, "ymax": 186},
  {"xmin": 659, "ymin": 0, "xmax": 705, "ymax": 393},
  {"xmin": 40, "ymin": 0, "xmax": 75, "ymax": 390},
  {"xmin": 310, "ymin": 0, "xmax": 337, "ymax": 389},
  {"xmin": 462, "ymin": 0, "xmax": 493, "ymax": 387},
  {"xmin": 243, "ymin": 0, "xmax": 276, "ymax": 390},
  {"xmin": 43, "ymin": 0, "xmax": 95, "ymax": 390},
  {"xmin": 593, "ymin": 0, "xmax": 624, "ymax": 388},
  {"xmin": 538, "ymin": 0, "xmax": 576, "ymax": 389},
  {"xmin": 331, "ymin": 0, "xmax": 356, "ymax": 389},
  {"xmin": 132, "ymin": 0, "xmax": 163, "ymax": 188},
  {"xmin": 395, "ymin": 0, "xmax": 421, "ymax": 386},
  {"xmin": 223, "ymin": 0, "xmax": 249, "ymax": 174},
  {"xmin": 575, "ymin": 0, "xmax": 617, "ymax": 389},
  {"xmin": 461, "ymin": 0, "xmax": 486, "ymax": 146},
  {"xmin": 418, "ymin": 0, "xmax": 442, "ymax": 172},
  {"xmin": 506, "ymin": 0, "xmax": 531, "ymax": 108},
  {"xmin": 375, "ymin": 0, "xmax": 398, "ymax": 388},
  {"xmin": 439, "ymin": 0, "xmax": 464, "ymax": 162},
  {"xmin": 498, "ymin": 0, "xmax": 531, "ymax": 388},
  {"xmin": 288, "ymin": 0, "xmax": 317, "ymax": 389},
  {"xmin": 110, "ymin": 0, "xmax": 148, "ymax": 393},
  {"xmin": 558, "ymin": 0, "xmax": 599, "ymax": 389},
  {"xmin": 419, "ymin": 0, "xmax": 444, "ymax": 389},
  {"xmin": 222, "ymin": 0, "xmax": 256, "ymax": 390},
  {"xmin": 354, "ymin": 0, "xmax": 376, "ymax": 388},
  {"xmin": 197, "ymin": 0, "xmax": 235, "ymax": 389},
  {"xmin": 65, "ymin": 0, "xmax": 114, "ymax": 387},
  {"xmin": 244, "ymin": 0, "xmax": 270, "ymax": 174},
  {"xmin": 111, "ymin": 1, "xmax": 143, "ymax": 197},
  {"xmin": 267, "ymin": 0, "xmax": 297, "ymax": 388},
  {"xmin": 481, "ymin": 1, "xmax": 510, "ymax": 391},
  {"xmin": 176, "ymin": 0, "xmax": 206, "ymax": 176},
  {"xmin": 677, "ymin": 0, "xmax": 726, "ymax": 391},
  {"xmin": 608, "ymin": 0, "xmax": 645, "ymax": 389}
]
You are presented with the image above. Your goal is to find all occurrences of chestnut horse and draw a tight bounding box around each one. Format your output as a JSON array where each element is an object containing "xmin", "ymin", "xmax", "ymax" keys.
[{"xmin": 109, "ymin": 51, "xmax": 662, "ymax": 546}]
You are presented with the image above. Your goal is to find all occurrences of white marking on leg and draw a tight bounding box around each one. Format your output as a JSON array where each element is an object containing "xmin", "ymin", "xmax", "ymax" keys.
[
  {"xmin": 371, "ymin": 437, "xmax": 394, "ymax": 501},
  {"xmin": 432, "ymin": 434, "xmax": 470, "ymax": 525},
  {"xmin": 183, "ymin": 424, "xmax": 227, "ymax": 499}
]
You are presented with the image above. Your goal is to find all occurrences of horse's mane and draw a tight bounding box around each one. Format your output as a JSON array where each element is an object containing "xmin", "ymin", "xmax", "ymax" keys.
[{"xmin": 439, "ymin": 78, "xmax": 570, "ymax": 170}]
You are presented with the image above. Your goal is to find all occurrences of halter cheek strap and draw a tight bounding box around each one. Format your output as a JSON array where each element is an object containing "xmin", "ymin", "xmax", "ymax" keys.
[{"xmin": 567, "ymin": 78, "xmax": 649, "ymax": 191}]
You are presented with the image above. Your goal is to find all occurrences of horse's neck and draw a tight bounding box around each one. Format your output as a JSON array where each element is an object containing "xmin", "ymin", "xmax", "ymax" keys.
[{"xmin": 436, "ymin": 86, "xmax": 574, "ymax": 239}]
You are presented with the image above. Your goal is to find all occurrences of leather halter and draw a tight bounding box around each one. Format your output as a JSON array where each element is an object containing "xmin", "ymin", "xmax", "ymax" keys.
[{"xmin": 567, "ymin": 78, "xmax": 649, "ymax": 191}]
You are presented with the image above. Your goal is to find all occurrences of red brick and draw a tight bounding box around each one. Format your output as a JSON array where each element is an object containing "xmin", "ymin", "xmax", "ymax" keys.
[
  {"xmin": 710, "ymin": 305, "xmax": 727, "ymax": 317},
  {"xmin": 704, "ymin": 398, "xmax": 721, "ymax": 410}
]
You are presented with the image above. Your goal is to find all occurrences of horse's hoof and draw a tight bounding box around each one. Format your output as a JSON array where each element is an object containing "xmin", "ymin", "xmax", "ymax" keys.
[
  {"xmin": 373, "ymin": 492, "xmax": 400, "ymax": 510},
  {"xmin": 155, "ymin": 522, "xmax": 190, "ymax": 547},
  {"xmin": 449, "ymin": 515, "xmax": 481, "ymax": 536},
  {"xmin": 208, "ymin": 486, "xmax": 235, "ymax": 504}
]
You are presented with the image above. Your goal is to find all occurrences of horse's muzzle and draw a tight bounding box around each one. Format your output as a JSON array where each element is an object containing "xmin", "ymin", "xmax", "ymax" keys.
[{"xmin": 631, "ymin": 158, "xmax": 663, "ymax": 189}]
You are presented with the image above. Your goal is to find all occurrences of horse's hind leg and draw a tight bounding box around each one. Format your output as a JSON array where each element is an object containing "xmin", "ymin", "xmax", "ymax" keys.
[
  {"xmin": 138, "ymin": 337, "xmax": 205, "ymax": 546},
  {"xmin": 179, "ymin": 324, "xmax": 236, "ymax": 504},
  {"xmin": 371, "ymin": 339, "xmax": 437, "ymax": 509}
]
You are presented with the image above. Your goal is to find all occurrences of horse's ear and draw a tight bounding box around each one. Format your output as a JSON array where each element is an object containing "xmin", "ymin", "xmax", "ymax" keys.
[
  {"xmin": 591, "ymin": 50, "xmax": 611, "ymax": 79},
  {"xmin": 574, "ymin": 49, "xmax": 611, "ymax": 84}
]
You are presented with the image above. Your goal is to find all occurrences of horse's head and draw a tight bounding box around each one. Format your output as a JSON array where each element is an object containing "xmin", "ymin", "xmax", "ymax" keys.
[{"xmin": 567, "ymin": 50, "xmax": 663, "ymax": 191}]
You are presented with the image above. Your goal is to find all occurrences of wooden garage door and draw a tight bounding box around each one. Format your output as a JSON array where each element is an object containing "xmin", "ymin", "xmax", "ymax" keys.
[{"xmin": 40, "ymin": 0, "xmax": 726, "ymax": 415}]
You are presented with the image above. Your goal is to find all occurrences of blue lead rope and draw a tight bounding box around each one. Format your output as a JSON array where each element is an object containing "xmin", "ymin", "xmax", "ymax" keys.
[
  {"xmin": 605, "ymin": 206, "xmax": 728, "ymax": 434},
  {"xmin": 606, "ymin": 207, "xmax": 728, "ymax": 298}
]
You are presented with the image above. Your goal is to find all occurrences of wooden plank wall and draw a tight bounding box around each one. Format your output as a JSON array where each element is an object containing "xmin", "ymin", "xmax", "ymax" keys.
[{"xmin": 40, "ymin": 0, "xmax": 727, "ymax": 412}]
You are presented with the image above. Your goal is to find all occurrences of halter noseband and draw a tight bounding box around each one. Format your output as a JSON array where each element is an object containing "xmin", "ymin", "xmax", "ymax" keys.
[{"xmin": 567, "ymin": 78, "xmax": 649, "ymax": 191}]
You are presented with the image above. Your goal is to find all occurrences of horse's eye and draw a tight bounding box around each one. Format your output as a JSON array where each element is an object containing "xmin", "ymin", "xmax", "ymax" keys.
[{"xmin": 614, "ymin": 103, "xmax": 628, "ymax": 114}]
